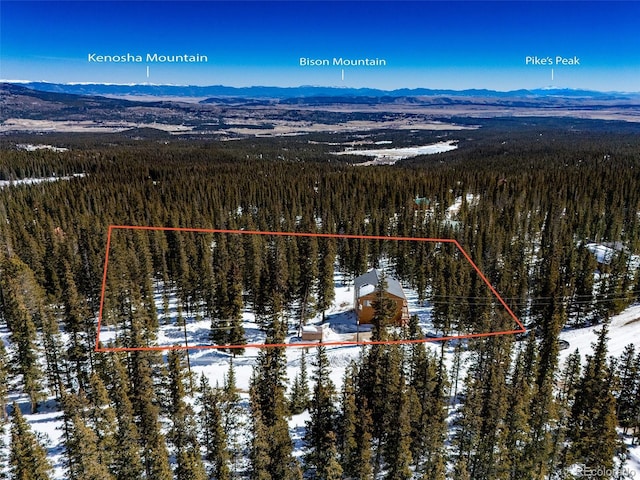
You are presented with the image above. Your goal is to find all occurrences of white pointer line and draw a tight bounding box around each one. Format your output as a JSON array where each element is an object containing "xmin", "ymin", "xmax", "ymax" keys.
[
  {"xmin": 147, "ymin": 66, "xmax": 150, "ymax": 78},
  {"xmin": 551, "ymin": 68, "xmax": 554, "ymax": 81},
  {"xmin": 341, "ymin": 69, "xmax": 344, "ymax": 81}
]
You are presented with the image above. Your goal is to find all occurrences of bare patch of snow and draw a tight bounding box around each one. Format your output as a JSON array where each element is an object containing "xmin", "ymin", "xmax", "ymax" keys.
[
  {"xmin": 0, "ymin": 173, "xmax": 85, "ymax": 188},
  {"xmin": 559, "ymin": 303, "xmax": 640, "ymax": 365},
  {"xmin": 333, "ymin": 140, "xmax": 458, "ymax": 166},
  {"xmin": 17, "ymin": 144, "xmax": 68, "ymax": 152}
]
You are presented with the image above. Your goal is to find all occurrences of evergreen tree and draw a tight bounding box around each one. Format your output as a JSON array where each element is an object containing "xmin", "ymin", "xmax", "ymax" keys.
[
  {"xmin": 60, "ymin": 262, "xmax": 92, "ymax": 390},
  {"xmin": 289, "ymin": 349, "xmax": 310, "ymax": 414},
  {"xmin": 225, "ymin": 238, "xmax": 247, "ymax": 354},
  {"xmin": 221, "ymin": 359, "xmax": 244, "ymax": 475},
  {"xmin": 570, "ymin": 243, "xmax": 596, "ymax": 326},
  {"xmin": 452, "ymin": 457, "xmax": 471, "ymax": 480},
  {"xmin": 317, "ymin": 238, "xmax": 336, "ymax": 322},
  {"xmin": 129, "ymin": 348, "xmax": 172, "ymax": 480},
  {"xmin": 9, "ymin": 403, "xmax": 53, "ymax": 480},
  {"xmin": 501, "ymin": 342, "xmax": 535, "ymax": 479},
  {"xmin": 86, "ymin": 373, "xmax": 118, "ymax": 477},
  {"xmin": 37, "ymin": 304, "xmax": 65, "ymax": 401},
  {"xmin": 316, "ymin": 432, "xmax": 343, "ymax": 480},
  {"xmin": 453, "ymin": 334, "xmax": 511, "ymax": 480},
  {"xmin": 0, "ymin": 340, "xmax": 9, "ymax": 422},
  {"xmin": 249, "ymin": 400, "xmax": 272, "ymax": 480},
  {"xmin": 167, "ymin": 350, "xmax": 207, "ymax": 480},
  {"xmin": 198, "ymin": 375, "xmax": 231, "ymax": 480},
  {"xmin": 384, "ymin": 380, "xmax": 413, "ymax": 480},
  {"xmin": 615, "ymin": 344, "xmax": 639, "ymax": 434},
  {"xmin": 338, "ymin": 364, "xmax": 359, "ymax": 477},
  {"xmin": 569, "ymin": 324, "xmax": 620, "ymax": 475},
  {"xmin": 106, "ymin": 354, "xmax": 144, "ymax": 480},
  {"xmin": 304, "ymin": 347, "xmax": 341, "ymax": 479},
  {"xmin": 409, "ymin": 343, "xmax": 447, "ymax": 477},
  {"xmin": 250, "ymin": 317, "xmax": 301, "ymax": 480},
  {"xmin": 0, "ymin": 257, "xmax": 47, "ymax": 413},
  {"xmin": 60, "ymin": 391, "xmax": 115, "ymax": 480},
  {"xmin": 297, "ymin": 231, "xmax": 319, "ymax": 328},
  {"xmin": 354, "ymin": 399, "xmax": 375, "ymax": 480},
  {"xmin": 370, "ymin": 273, "xmax": 396, "ymax": 341}
]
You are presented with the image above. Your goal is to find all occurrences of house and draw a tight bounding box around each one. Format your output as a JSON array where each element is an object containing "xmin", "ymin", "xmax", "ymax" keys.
[{"xmin": 354, "ymin": 269, "xmax": 409, "ymax": 325}]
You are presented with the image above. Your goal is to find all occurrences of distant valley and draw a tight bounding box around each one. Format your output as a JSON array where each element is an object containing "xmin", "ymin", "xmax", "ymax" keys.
[{"xmin": 2, "ymin": 82, "xmax": 640, "ymax": 137}]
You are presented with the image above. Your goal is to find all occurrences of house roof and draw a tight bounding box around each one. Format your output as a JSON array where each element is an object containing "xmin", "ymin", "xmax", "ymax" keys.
[{"xmin": 354, "ymin": 269, "xmax": 406, "ymax": 300}]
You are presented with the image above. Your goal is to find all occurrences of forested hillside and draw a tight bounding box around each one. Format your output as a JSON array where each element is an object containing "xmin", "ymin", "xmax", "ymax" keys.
[{"xmin": 1, "ymin": 121, "xmax": 639, "ymax": 479}]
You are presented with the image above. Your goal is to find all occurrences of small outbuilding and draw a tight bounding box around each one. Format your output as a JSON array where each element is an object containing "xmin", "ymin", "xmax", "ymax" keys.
[
  {"xmin": 354, "ymin": 269, "xmax": 409, "ymax": 325},
  {"xmin": 301, "ymin": 325, "xmax": 324, "ymax": 341}
]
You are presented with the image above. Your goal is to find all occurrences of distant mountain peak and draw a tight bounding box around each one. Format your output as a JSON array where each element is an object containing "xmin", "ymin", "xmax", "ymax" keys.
[{"xmin": 3, "ymin": 81, "xmax": 637, "ymax": 100}]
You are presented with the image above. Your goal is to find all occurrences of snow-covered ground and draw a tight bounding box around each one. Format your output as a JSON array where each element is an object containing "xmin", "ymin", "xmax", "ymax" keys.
[
  {"xmin": 98, "ymin": 288, "xmax": 640, "ymax": 479},
  {"xmin": 16, "ymin": 144, "xmax": 68, "ymax": 152},
  {"xmin": 4, "ymin": 274, "xmax": 640, "ymax": 478},
  {"xmin": 559, "ymin": 303, "xmax": 640, "ymax": 363},
  {"xmin": 98, "ymin": 269, "xmax": 436, "ymax": 352},
  {"xmin": 0, "ymin": 173, "xmax": 85, "ymax": 188},
  {"xmin": 626, "ymin": 439, "xmax": 640, "ymax": 479},
  {"xmin": 332, "ymin": 140, "xmax": 458, "ymax": 165},
  {"xmin": 446, "ymin": 193, "xmax": 479, "ymax": 217}
]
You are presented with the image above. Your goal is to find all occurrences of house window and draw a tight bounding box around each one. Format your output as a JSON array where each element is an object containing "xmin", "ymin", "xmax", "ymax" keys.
[{"xmin": 364, "ymin": 300, "xmax": 371, "ymax": 307}]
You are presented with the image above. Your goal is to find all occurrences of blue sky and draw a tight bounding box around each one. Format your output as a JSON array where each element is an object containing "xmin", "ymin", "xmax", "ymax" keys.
[{"xmin": 1, "ymin": 1, "xmax": 639, "ymax": 91}]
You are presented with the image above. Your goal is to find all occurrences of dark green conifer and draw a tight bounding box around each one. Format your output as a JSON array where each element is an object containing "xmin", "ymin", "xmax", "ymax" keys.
[
  {"xmin": 9, "ymin": 403, "xmax": 53, "ymax": 480},
  {"xmin": 354, "ymin": 398, "xmax": 374, "ymax": 480},
  {"xmin": 289, "ymin": 349, "xmax": 310, "ymax": 414},
  {"xmin": 106, "ymin": 354, "xmax": 144, "ymax": 480},
  {"xmin": 0, "ymin": 341, "xmax": 8, "ymax": 421},
  {"xmin": 60, "ymin": 391, "xmax": 115, "ymax": 480},
  {"xmin": 198, "ymin": 375, "xmax": 231, "ymax": 480},
  {"xmin": 0, "ymin": 257, "xmax": 47, "ymax": 413},
  {"xmin": 370, "ymin": 273, "xmax": 396, "ymax": 342},
  {"xmin": 317, "ymin": 238, "xmax": 336, "ymax": 322},
  {"xmin": 167, "ymin": 350, "xmax": 207, "ymax": 480},
  {"xmin": 129, "ymin": 348, "xmax": 172, "ymax": 480},
  {"xmin": 615, "ymin": 344, "xmax": 639, "ymax": 434},
  {"xmin": 384, "ymin": 381, "xmax": 413, "ymax": 480},
  {"xmin": 569, "ymin": 324, "xmax": 620, "ymax": 474},
  {"xmin": 221, "ymin": 359, "xmax": 244, "ymax": 473},
  {"xmin": 250, "ymin": 317, "xmax": 300, "ymax": 480},
  {"xmin": 304, "ymin": 347, "xmax": 340, "ymax": 479},
  {"xmin": 249, "ymin": 400, "xmax": 272, "ymax": 480},
  {"xmin": 86, "ymin": 373, "xmax": 118, "ymax": 476}
]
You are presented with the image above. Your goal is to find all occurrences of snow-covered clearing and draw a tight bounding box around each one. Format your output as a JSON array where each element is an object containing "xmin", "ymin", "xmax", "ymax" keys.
[
  {"xmin": 446, "ymin": 193, "xmax": 479, "ymax": 217},
  {"xmin": 0, "ymin": 173, "xmax": 85, "ymax": 188},
  {"xmin": 332, "ymin": 140, "xmax": 458, "ymax": 165},
  {"xmin": 98, "ymin": 269, "xmax": 436, "ymax": 353},
  {"xmin": 16, "ymin": 144, "xmax": 68, "ymax": 152},
  {"xmin": 559, "ymin": 303, "xmax": 640, "ymax": 364}
]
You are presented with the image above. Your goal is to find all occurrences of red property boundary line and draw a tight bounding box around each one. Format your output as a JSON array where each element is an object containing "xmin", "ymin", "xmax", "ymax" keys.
[{"xmin": 95, "ymin": 226, "xmax": 526, "ymax": 352}]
